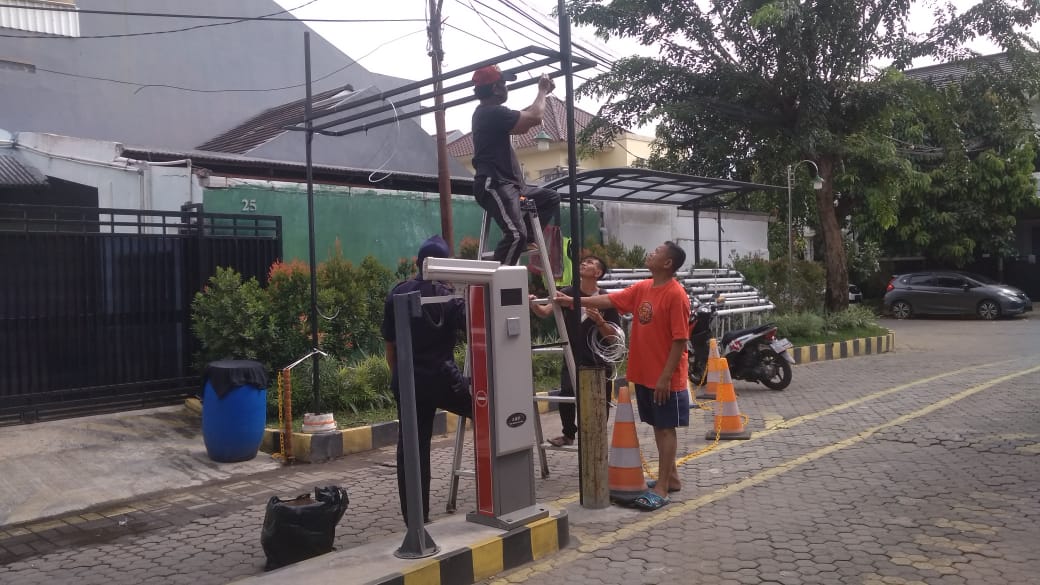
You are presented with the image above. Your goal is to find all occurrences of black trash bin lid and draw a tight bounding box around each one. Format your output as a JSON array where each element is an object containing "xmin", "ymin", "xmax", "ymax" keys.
[{"xmin": 204, "ymin": 360, "xmax": 269, "ymax": 398}]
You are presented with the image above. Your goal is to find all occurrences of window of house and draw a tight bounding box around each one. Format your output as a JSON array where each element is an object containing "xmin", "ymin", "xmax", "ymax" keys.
[{"xmin": 0, "ymin": 1, "xmax": 80, "ymax": 37}]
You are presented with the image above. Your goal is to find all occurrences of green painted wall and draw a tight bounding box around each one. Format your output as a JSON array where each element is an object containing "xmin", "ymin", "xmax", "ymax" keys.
[{"xmin": 203, "ymin": 184, "xmax": 602, "ymax": 268}]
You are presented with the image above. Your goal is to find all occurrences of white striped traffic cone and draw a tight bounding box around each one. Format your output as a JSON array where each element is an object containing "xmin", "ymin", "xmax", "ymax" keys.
[{"xmin": 608, "ymin": 383, "xmax": 647, "ymax": 505}]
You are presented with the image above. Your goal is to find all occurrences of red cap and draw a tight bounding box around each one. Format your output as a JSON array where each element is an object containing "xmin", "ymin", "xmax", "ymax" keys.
[{"xmin": 472, "ymin": 65, "xmax": 517, "ymax": 86}]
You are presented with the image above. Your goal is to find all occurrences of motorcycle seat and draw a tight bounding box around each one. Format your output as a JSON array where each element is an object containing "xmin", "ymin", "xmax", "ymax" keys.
[{"xmin": 720, "ymin": 323, "xmax": 775, "ymax": 347}]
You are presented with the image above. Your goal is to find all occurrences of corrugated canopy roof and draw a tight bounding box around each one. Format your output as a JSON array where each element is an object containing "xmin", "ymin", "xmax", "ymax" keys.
[
  {"xmin": 197, "ymin": 86, "xmax": 357, "ymax": 155},
  {"xmin": 0, "ymin": 152, "xmax": 47, "ymax": 189},
  {"xmin": 541, "ymin": 168, "xmax": 783, "ymax": 208}
]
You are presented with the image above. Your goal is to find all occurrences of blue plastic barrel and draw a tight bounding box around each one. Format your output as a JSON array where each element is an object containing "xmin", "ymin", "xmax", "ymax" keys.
[{"xmin": 202, "ymin": 360, "xmax": 269, "ymax": 463}]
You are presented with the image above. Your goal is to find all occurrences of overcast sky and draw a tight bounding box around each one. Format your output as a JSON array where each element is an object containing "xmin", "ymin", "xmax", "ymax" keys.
[{"xmin": 276, "ymin": 0, "xmax": 1034, "ymax": 136}]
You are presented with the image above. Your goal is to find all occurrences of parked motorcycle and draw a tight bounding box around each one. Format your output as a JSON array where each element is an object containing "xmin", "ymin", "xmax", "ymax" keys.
[{"xmin": 688, "ymin": 296, "xmax": 794, "ymax": 391}]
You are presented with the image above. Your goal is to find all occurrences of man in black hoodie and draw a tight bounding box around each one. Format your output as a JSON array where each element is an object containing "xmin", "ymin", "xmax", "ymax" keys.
[{"xmin": 381, "ymin": 235, "xmax": 471, "ymax": 524}]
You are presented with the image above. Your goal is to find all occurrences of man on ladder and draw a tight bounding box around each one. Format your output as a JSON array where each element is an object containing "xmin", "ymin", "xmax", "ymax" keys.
[{"xmin": 470, "ymin": 64, "xmax": 560, "ymax": 265}]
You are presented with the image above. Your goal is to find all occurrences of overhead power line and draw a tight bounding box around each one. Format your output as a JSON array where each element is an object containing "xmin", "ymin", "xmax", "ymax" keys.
[
  {"xmin": 508, "ymin": 0, "xmax": 621, "ymax": 62},
  {"xmin": 0, "ymin": 3, "xmax": 424, "ymax": 22},
  {"xmin": 29, "ymin": 28, "xmax": 427, "ymax": 94},
  {"xmin": 453, "ymin": 0, "xmax": 609, "ymax": 74},
  {"xmin": 443, "ymin": 22, "xmax": 595, "ymax": 85},
  {"xmin": 467, "ymin": 0, "xmax": 612, "ymax": 69},
  {"xmin": 496, "ymin": 0, "xmax": 619, "ymax": 66},
  {"xmin": 0, "ymin": 0, "xmax": 323, "ymax": 40}
]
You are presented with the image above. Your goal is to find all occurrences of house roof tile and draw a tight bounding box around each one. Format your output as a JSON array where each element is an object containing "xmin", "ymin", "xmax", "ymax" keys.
[{"xmin": 904, "ymin": 52, "xmax": 1011, "ymax": 86}]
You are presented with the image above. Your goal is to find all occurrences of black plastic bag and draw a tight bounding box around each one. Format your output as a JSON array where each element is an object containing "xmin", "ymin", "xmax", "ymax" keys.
[{"xmin": 261, "ymin": 485, "xmax": 349, "ymax": 570}]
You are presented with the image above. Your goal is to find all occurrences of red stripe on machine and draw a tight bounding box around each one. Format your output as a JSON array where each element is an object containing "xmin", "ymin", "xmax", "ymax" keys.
[{"xmin": 468, "ymin": 286, "xmax": 494, "ymax": 516}]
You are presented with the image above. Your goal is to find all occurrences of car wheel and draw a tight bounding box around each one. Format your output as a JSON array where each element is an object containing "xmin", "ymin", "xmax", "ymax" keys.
[
  {"xmin": 977, "ymin": 299, "xmax": 1001, "ymax": 320},
  {"xmin": 891, "ymin": 300, "xmax": 912, "ymax": 319}
]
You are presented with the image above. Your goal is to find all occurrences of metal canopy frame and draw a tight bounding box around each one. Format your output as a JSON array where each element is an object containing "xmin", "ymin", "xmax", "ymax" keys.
[
  {"xmin": 542, "ymin": 167, "xmax": 784, "ymax": 209},
  {"xmin": 543, "ymin": 167, "xmax": 784, "ymax": 265},
  {"xmin": 287, "ymin": 46, "xmax": 597, "ymax": 137}
]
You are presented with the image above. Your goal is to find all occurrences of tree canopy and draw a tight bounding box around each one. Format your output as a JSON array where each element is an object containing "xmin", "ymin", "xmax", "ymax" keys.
[{"xmin": 567, "ymin": 0, "xmax": 1040, "ymax": 310}]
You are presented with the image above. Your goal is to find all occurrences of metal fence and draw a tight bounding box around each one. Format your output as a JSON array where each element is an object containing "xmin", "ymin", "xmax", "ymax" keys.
[
  {"xmin": 0, "ymin": 204, "xmax": 281, "ymax": 424},
  {"xmin": 598, "ymin": 268, "xmax": 776, "ymax": 339}
]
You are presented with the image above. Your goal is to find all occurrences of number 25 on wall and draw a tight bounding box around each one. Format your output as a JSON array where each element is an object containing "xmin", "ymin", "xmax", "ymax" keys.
[{"xmin": 241, "ymin": 199, "xmax": 257, "ymax": 212}]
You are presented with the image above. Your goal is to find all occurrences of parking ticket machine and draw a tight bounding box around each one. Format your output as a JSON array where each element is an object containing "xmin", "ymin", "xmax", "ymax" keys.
[{"xmin": 423, "ymin": 258, "xmax": 549, "ymax": 529}]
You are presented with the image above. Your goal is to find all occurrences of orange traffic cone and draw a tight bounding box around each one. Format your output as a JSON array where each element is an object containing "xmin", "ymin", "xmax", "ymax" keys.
[
  {"xmin": 608, "ymin": 383, "xmax": 648, "ymax": 505},
  {"xmin": 695, "ymin": 338, "xmax": 723, "ymax": 400},
  {"xmin": 705, "ymin": 360, "xmax": 752, "ymax": 440}
]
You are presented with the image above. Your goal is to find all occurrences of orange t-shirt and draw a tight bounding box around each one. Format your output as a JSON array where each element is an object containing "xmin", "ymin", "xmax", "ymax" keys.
[{"xmin": 608, "ymin": 278, "xmax": 690, "ymax": 391}]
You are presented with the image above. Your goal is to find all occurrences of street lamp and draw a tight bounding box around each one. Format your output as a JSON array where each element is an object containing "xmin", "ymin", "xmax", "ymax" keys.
[
  {"xmin": 786, "ymin": 160, "xmax": 824, "ymax": 293},
  {"xmin": 534, "ymin": 129, "xmax": 552, "ymax": 152}
]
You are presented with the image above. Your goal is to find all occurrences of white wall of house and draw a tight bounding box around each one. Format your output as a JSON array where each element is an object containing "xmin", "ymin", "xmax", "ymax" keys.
[
  {"xmin": 13, "ymin": 132, "xmax": 201, "ymax": 217},
  {"xmin": 601, "ymin": 202, "xmax": 770, "ymax": 268}
]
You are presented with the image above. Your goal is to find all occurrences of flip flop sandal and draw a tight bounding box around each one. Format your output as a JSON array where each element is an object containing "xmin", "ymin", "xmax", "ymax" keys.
[
  {"xmin": 631, "ymin": 491, "xmax": 669, "ymax": 511},
  {"xmin": 646, "ymin": 480, "xmax": 681, "ymax": 493}
]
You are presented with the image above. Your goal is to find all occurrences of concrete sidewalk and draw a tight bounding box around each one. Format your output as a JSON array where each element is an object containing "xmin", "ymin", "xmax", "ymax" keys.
[
  {"xmin": 0, "ymin": 399, "xmax": 574, "ymax": 585},
  {"xmin": 0, "ymin": 405, "xmax": 280, "ymax": 527}
]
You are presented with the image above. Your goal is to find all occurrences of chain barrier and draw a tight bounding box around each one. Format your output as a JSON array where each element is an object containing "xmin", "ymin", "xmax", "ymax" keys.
[
  {"xmin": 273, "ymin": 368, "xmax": 294, "ymax": 464},
  {"xmin": 639, "ymin": 353, "xmax": 751, "ymax": 479}
]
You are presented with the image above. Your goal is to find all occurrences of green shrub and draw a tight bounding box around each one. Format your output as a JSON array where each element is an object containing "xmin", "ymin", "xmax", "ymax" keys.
[
  {"xmin": 394, "ymin": 257, "xmax": 416, "ymax": 281},
  {"xmin": 266, "ymin": 259, "xmax": 312, "ymax": 370},
  {"xmin": 270, "ymin": 356, "xmax": 339, "ymax": 417},
  {"xmin": 191, "ymin": 267, "xmax": 272, "ymax": 367},
  {"xmin": 730, "ymin": 254, "xmax": 769, "ymax": 289},
  {"xmin": 268, "ymin": 354, "xmax": 394, "ymax": 418},
  {"xmin": 824, "ymin": 305, "xmax": 879, "ymax": 332},
  {"xmin": 458, "ymin": 236, "xmax": 479, "ymax": 260},
  {"xmin": 774, "ymin": 311, "xmax": 826, "ymax": 339},
  {"xmin": 532, "ymin": 340, "xmax": 563, "ymax": 386},
  {"xmin": 585, "ymin": 237, "xmax": 647, "ymax": 269},
  {"xmin": 346, "ymin": 353, "xmax": 394, "ymax": 413},
  {"xmin": 731, "ymin": 254, "xmax": 825, "ymax": 314}
]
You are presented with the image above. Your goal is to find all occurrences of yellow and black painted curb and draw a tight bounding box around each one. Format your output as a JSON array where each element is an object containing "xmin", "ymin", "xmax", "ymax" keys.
[
  {"xmin": 366, "ymin": 511, "xmax": 568, "ymax": 585},
  {"xmin": 257, "ymin": 411, "xmax": 466, "ymax": 463},
  {"xmin": 232, "ymin": 333, "xmax": 893, "ymax": 463},
  {"xmin": 792, "ymin": 331, "xmax": 895, "ymax": 365},
  {"xmin": 250, "ymin": 389, "xmax": 574, "ymax": 462}
]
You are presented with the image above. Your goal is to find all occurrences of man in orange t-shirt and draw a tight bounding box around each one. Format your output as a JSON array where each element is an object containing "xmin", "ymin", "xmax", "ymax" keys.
[{"xmin": 555, "ymin": 241, "xmax": 690, "ymax": 510}]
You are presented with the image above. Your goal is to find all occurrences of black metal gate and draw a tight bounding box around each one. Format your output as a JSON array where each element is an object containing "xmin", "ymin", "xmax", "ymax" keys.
[{"xmin": 0, "ymin": 204, "xmax": 281, "ymax": 424}]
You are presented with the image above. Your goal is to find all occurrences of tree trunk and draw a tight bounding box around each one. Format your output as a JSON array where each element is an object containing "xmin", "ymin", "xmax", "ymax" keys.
[{"xmin": 816, "ymin": 157, "xmax": 849, "ymax": 312}]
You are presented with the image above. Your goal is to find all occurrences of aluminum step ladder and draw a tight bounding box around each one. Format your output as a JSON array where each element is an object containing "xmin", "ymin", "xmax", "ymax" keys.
[{"xmin": 445, "ymin": 201, "xmax": 578, "ymax": 513}]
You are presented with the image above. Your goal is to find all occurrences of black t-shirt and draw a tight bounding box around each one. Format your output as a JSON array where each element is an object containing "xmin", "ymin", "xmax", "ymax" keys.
[
  {"xmin": 471, "ymin": 104, "xmax": 523, "ymax": 185},
  {"xmin": 559, "ymin": 285, "xmax": 622, "ymax": 371},
  {"xmin": 381, "ymin": 278, "xmax": 465, "ymax": 387}
]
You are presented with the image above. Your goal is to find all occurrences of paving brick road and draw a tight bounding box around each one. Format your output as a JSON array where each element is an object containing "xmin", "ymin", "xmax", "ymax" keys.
[{"xmin": 1, "ymin": 315, "xmax": 1037, "ymax": 584}]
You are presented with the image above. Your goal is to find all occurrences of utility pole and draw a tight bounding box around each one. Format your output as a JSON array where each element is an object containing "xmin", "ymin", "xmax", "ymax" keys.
[{"xmin": 428, "ymin": 0, "xmax": 454, "ymax": 254}]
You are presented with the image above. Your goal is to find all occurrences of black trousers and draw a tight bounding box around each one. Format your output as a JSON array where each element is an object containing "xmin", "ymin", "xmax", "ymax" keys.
[
  {"xmin": 557, "ymin": 366, "xmax": 612, "ymax": 439},
  {"xmin": 394, "ymin": 378, "xmax": 472, "ymax": 523},
  {"xmin": 474, "ymin": 177, "xmax": 560, "ymax": 265}
]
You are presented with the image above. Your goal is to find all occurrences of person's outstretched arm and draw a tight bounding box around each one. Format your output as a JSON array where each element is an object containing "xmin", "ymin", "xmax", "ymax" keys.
[
  {"xmin": 511, "ymin": 74, "xmax": 555, "ymax": 135},
  {"xmin": 553, "ymin": 291, "xmax": 615, "ymax": 310},
  {"xmin": 529, "ymin": 294, "xmax": 554, "ymax": 318}
]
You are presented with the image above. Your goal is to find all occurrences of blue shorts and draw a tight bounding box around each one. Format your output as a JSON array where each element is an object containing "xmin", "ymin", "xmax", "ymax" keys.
[{"xmin": 634, "ymin": 384, "xmax": 689, "ymax": 429}]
